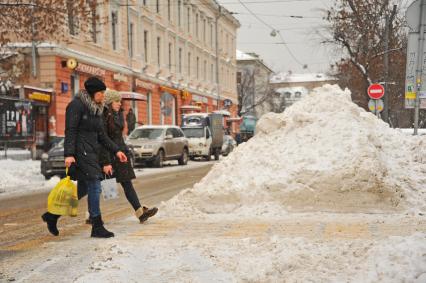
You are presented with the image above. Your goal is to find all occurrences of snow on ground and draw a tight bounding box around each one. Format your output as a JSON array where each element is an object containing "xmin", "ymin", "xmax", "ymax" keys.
[
  {"xmin": 3, "ymin": 85, "xmax": 426, "ymax": 282},
  {"xmin": 0, "ymin": 158, "xmax": 60, "ymax": 196},
  {"xmin": 0, "ymin": 158, "xmax": 215, "ymax": 198}
]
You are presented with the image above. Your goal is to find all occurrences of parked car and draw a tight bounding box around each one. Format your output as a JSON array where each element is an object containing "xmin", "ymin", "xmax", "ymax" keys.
[
  {"xmin": 126, "ymin": 125, "xmax": 189, "ymax": 168},
  {"xmin": 41, "ymin": 137, "xmax": 135, "ymax": 179},
  {"xmin": 222, "ymin": 135, "xmax": 237, "ymax": 156},
  {"xmin": 41, "ymin": 138, "xmax": 66, "ymax": 180}
]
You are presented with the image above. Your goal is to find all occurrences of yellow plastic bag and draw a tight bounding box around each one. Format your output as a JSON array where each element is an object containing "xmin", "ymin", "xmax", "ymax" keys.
[{"xmin": 47, "ymin": 170, "xmax": 78, "ymax": 217}]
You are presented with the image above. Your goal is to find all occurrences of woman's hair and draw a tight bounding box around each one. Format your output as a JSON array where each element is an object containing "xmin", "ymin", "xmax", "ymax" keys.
[{"xmin": 105, "ymin": 106, "xmax": 117, "ymax": 136}]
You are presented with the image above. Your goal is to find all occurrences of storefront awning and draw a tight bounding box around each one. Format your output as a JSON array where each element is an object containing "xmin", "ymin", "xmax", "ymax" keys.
[
  {"xmin": 180, "ymin": 105, "xmax": 202, "ymax": 111},
  {"xmin": 119, "ymin": 91, "xmax": 147, "ymax": 101},
  {"xmin": 227, "ymin": 117, "xmax": 242, "ymax": 122},
  {"xmin": 213, "ymin": 110, "xmax": 231, "ymax": 117},
  {"xmin": 160, "ymin": 86, "xmax": 181, "ymax": 96}
]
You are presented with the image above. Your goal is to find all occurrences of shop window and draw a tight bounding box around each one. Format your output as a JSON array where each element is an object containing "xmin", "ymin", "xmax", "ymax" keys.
[
  {"xmin": 160, "ymin": 92, "xmax": 176, "ymax": 125},
  {"xmin": 71, "ymin": 74, "xmax": 80, "ymax": 96},
  {"xmin": 131, "ymin": 100, "xmax": 138, "ymax": 125}
]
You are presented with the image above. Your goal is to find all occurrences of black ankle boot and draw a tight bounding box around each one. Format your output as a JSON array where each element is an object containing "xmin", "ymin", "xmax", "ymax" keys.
[
  {"xmin": 41, "ymin": 212, "xmax": 60, "ymax": 236},
  {"xmin": 90, "ymin": 216, "xmax": 114, "ymax": 238}
]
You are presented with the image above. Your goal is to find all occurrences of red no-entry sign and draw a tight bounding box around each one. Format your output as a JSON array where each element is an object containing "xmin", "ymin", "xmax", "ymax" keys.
[{"xmin": 367, "ymin": 84, "xmax": 385, "ymax": 99}]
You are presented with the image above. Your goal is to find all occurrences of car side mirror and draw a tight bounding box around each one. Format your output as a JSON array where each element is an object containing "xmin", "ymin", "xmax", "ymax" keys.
[{"xmin": 165, "ymin": 134, "xmax": 173, "ymax": 140}]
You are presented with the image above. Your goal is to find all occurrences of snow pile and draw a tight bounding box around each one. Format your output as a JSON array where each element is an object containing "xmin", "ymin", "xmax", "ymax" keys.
[
  {"xmin": 164, "ymin": 84, "xmax": 426, "ymax": 216},
  {"xmin": 0, "ymin": 159, "xmax": 59, "ymax": 196}
]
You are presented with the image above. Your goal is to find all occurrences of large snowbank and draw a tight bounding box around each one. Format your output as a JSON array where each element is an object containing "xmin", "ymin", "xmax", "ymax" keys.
[{"xmin": 164, "ymin": 84, "xmax": 426, "ymax": 217}]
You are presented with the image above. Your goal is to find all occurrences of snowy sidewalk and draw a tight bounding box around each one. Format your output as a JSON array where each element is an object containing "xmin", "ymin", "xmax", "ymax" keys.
[
  {"xmin": 2, "ymin": 213, "xmax": 425, "ymax": 283},
  {"xmin": 0, "ymin": 159, "xmax": 216, "ymax": 198}
]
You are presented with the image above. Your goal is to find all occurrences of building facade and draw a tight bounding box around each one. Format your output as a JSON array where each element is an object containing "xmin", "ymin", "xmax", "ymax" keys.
[
  {"xmin": 3, "ymin": 0, "xmax": 240, "ymax": 150},
  {"xmin": 236, "ymin": 50, "xmax": 275, "ymax": 119},
  {"xmin": 270, "ymin": 73, "xmax": 338, "ymax": 108}
]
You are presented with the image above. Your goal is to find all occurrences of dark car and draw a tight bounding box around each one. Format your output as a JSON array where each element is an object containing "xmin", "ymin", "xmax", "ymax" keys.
[
  {"xmin": 41, "ymin": 138, "xmax": 66, "ymax": 180},
  {"xmin": 41, "ymin": 138, "xmax": 135, "ymax": 179}
]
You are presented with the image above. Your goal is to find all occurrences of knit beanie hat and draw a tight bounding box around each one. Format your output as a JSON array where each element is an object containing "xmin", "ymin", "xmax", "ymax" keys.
[
  {"xmin": 84, "ymin": 77, "xmax": 106, "ymax": 97},
  {"xmin": 105, "ymin": 89, "xmax": 122, "ymax": 105}
]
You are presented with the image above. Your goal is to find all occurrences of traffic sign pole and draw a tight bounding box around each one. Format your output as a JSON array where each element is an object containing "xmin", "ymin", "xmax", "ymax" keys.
[{"xmin": 415, "ymin": 0, "xmax": 426, "ymax": 135}]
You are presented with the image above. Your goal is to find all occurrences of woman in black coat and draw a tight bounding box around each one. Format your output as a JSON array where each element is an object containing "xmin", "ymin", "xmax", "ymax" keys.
[{"xmin": 99, "ymin": 90, "xmax": 158, "ymax": 223}]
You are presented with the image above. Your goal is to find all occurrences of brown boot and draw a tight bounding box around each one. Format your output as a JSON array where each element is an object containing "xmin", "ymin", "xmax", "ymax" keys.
[{"xmin": 136, "ymin": 206, "xmax": 158, "ymax": 223}]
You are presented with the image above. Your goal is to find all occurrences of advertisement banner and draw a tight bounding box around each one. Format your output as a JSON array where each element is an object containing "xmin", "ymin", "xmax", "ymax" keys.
[{"xmin": 0, "ymin": 98, "xmax": 33, "ymax": 140}]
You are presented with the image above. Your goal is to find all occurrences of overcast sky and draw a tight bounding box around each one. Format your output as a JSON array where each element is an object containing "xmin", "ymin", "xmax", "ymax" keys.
[
  {"xmin": 217, "ymin": 0, "xmax": 413, "ymax": 75},
  {"xmin": 217, "ymin": 0, "xmax": 335, "ymax": 74}
]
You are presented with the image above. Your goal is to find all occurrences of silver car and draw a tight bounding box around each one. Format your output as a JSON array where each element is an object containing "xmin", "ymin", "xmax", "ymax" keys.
[{"xmin": 127, "ymin": 126, "xmax": 189, "ymax": 168}]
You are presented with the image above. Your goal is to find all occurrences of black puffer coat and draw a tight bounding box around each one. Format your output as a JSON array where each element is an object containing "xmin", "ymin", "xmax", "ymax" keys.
[
  {"xmin": 99, "ymin": 107, "xmax": 136, "ymax": 183},
  {"xmin": 64, "ymin": 90, "xmax": 119, "ymax": 181}
]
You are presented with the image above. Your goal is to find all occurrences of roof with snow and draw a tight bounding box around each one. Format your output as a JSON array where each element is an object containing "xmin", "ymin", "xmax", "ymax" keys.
[
  {"xmin": 270, "ymin": 73, "xmax": 338, "ymax": 84},
  {"xmin": 236, "ymin": 50, "xmax": 256, "ymax": 61}
]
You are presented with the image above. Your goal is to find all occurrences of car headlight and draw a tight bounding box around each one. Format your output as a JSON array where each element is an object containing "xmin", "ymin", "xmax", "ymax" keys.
[{"xmin": 41, "ymin": 153, "xmax": 49, "ymax": 160}]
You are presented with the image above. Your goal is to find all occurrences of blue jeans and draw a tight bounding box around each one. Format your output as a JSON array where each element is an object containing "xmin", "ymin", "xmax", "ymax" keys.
[{"xmin": 78, "ymin": 179, "xmax": 102, "ymax": 218}]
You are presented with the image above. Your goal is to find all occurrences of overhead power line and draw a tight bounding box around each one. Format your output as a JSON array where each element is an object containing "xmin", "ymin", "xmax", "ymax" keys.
[{"xmin": 236, "ymin": 0, "xmax": 308, "ymax": 68}]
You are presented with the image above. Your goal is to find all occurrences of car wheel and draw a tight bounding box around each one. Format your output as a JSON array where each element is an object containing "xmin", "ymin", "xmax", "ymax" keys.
[
  {"xmin": 178, "ymin": 148, "xmax": 189, "ymax": 165},
  {"xmin": 153, "ymin": 150, "xmax": 164, "ymax": 168},
  {"xmin": 44, "ymin": 175, "xmax": 51, "ymax": 180},
  {"xmin": 214, "ymin": 149, "xmax": 220, "ymax": 160},
  {"xmin": 205, "ymin": 148, "xmax": 212, "ymax": 161}
]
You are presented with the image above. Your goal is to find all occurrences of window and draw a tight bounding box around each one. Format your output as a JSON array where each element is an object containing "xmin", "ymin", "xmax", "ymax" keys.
[
  {"xmin": 211, "ymin": 63, "xmax": 214, "ymax": 82},
  {"xmin": 203, "ymin": 18, "xmax": 206, "ymax": 43},
  {"xmin": 203, "ymin": 60, "xmax": 207, "ymax": 80},
  {"xmin": 178, "ymin": 0, "xmax": 181, "ymax": 26},
  {"xmin": 196, "ymin": 56, "xmax": 199, "ymax": 79},
  {"xmin": 144, "ymin": 30, "xmax": 149, "ymax": 63},
  {"xmin": 157, "ymin": 37, "xmax": 161, "ymax": 66},
  {"xmin": 70, "ymin": 73, "xmax": 80, "ymax": 97},
  {"xmin": 210, "ymin": 23, "xmax": 214, "ymax": 48},
  {"xmin": 87, "ymin": 0, "xmax": 98, "ymax": 42},
  {"xmin": 188, "ymin": 52, "xmax": 191, "ymax": 76},
  {"xmin": 171, "ymin": 128, "xmax": 183, "ymax": 138},
  {"xmin": 168, "ymin": 43, "xmax": 172, "ymax": 70},
  {"xmin": 129, "ymin": 23, "xmax": 134, "ymax": 57},
  {"xmin": 156, "ymin": 0, "xmax": 160, "ymax": 13},
  {"xmin": 143, "ymin": 0, "xmax": 146, "ymax": 5},
  {"xmin": 295, "ymin": 91, "xmax": 302, "ymax": 98},
  {"xmin": 178, "ymin": 48, "xmax": 182, "ymax": 73},
  {"xmin": 187, "ymin": 7, "xmax": 190, "ymax": 33},
  {"xmin": 67, "ymin": 0, "xmax": 79, "ymax": 36},
  {"xmin": 196, "ymin": 13, "xmax": 199, "ymax": 38},
  {"xmin": 111, "ymin": 11, "xmax": 118, "ymax": 50},
  {"xmin": 285, "ymin": 92, "xmax": 292, "ymax": 99},
  {"xmin": 167, "ymin": 0, "xmax": 171, "ymax": 21},
  {"xmin": 237, "ymin": 72, "xmax": 241, "ymax": 84}
]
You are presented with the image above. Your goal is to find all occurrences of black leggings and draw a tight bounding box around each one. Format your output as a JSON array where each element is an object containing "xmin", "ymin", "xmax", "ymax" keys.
[
  {"xmin": 120, "ymin": 180, "xmax": 142, "ymax": 211},
  {"xmin": 77, "ymin": 180, "xmax": 142, "ymax": 211}
]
